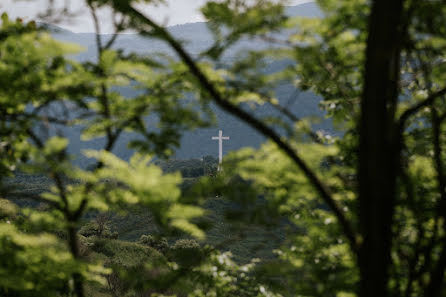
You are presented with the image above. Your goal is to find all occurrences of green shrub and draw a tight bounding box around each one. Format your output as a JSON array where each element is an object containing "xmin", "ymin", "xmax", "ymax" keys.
[
  {"xmin": 138, "ymin": 234, "xmax": 169, "ymax": 253},
  {"xmin": 79, "ymin": 222, "xmax": 118, "ymax": 239},
  {"xmin": 170, "ymin": 239, "xmax": 203, "ymax": 268}
]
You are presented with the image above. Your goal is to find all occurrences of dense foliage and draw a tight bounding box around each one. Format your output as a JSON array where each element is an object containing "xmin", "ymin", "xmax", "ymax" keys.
[{"xmin": 1, "ymin": 0, "xmax": 446, "ymax": 296}]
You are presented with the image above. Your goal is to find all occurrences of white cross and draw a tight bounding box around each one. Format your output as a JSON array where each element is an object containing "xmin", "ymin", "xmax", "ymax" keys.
[{"xmin": 212, "ymin": 130, "xmax": 230, "ymax": 171}]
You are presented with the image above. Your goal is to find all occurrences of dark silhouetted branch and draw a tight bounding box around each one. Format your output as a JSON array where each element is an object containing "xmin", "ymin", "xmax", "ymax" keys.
[
  {"xmin": 117, "ymin": 3, "xmax": 359, "ymax": 255},
  {"xmin": 398, "ymin": 87, "xmax": 446, "ymax": 131}
]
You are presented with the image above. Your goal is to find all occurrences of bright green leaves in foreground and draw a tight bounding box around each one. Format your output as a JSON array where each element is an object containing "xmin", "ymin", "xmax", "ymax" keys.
[
  {"xmin": 22, "ymin": 135, "xmax": 206, "ymax": 239},
  {"xmin": 83, "ymin": 150, "xmax": 206, "ymax": 239},
  {"xmin": 0, "ymin": 14, "xmax": 84, "ymax": 108},
  {"xmin": 0, "ymin": 15, "xmax": 85, "ymax": 184},
  {"xmin": 201, "ymin": 0, "xmax": 287, "ymax": 59},
  {"xmin": 189, "ymin": 251, "xmax": 281, "ymax": 297},
  {"xmin": 284, "ymin": 0, "xmax": 367, "ymax": 126},
  {"xmin": 190, "ymin": 141, "xmax": 357, "ymax": 296},
  {"xmin": 0, "ymin": 13, "xmax": 213, "ymax": 296},
  {"xmin": 0, "ymin": 222, "xmax": 76, "ymax": 296},
  {"xmin": 79, "ymin": 48, "xmax": 215, "ymax": 158},
  {"xmin": 0, "ymin": 198, "xmax": 108, "ymax": 297}
]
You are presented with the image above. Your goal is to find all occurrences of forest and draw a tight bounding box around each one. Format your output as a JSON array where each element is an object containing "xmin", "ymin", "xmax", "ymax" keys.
[{"xmin": 1, "ymin": 0, "xmax": 446, "ymax": 297}]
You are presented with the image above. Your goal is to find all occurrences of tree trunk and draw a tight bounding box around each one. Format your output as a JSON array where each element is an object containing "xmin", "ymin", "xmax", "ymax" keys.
[
  {"xmin": 358, "ymin": 0, "xmax": 405, "ymax": 297},
  {"xmin": 68, "ymin": 224, "xmax": 85, "ymax": 297}
]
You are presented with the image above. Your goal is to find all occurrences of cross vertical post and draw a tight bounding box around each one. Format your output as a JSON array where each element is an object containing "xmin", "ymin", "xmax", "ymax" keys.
[{"xmin": 212, "ymin": 130, "xmax": 230, "ymax": 171}]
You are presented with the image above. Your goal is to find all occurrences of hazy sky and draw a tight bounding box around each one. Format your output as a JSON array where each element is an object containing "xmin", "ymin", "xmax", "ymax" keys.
[{"xmin": 2, "ymin": 0, "xmax": 314, "ymax": 33}]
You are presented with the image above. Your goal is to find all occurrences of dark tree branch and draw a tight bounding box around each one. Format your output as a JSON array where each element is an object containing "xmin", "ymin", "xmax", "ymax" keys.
[
  {"xmin": 116, "ymin": 3, "xmax": 359, "ymax": 254},
  {"xmin": 5, "ymin": 113, "xmax": 72, "ymax": 126},
  {"xmin": 400, "ymin": 162, "xmax": 424, "ymax": 297},
  {"xmin": 88, "ymin": 4, "xmax": 122, "ymax": 165},
  {"xmin": 431, "ymin": 108, "xmax": 446, "ymax": 206},
  {"xmin": 72, "ymin": 198, "xmax": 88, "ymax": 221},
  {"xmin": 398, "ymin": 87, "xmax": 446, "ymax": 132},
  {"xmin": 425, "ymin": 243, "xmax": 446, "ymax": 297},
  {"xmin": 88, "ymin": 3, "xmax": 103, "ymax": 54},
  {"xmin": 225, "ymin": 81, "xmax": 323, "ymax": 143},
  {"xmin": 104, "ymin": 13, "xmax": 125, "ymax": 50},
  {"xmin": 27, "ymin": 128, "xmax": 45, "ymax": 149},
  {"xmin": 53, "ymin": 173, "xmax": 69, "ymax": 213},
  {"xmin": 28, "ymin": 127, "xmax": 85, "ymax": 297},
  {"xmin": 424, "ymin": 108, "xmax": 446, "ymax": 297},
  {"xmin": 358, "ymin": 1, "xmax": 405, "ymax": 297},
  {"xmin": 415, "ymin": 215, "xmax": 441, "ymax": 280}
]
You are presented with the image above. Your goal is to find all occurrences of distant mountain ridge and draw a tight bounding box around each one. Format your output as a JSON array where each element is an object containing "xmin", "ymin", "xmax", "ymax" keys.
[
  {"xmin": 38, "ymin": 2, "xmax": 329, "ymax": 165},
  {"xmin": 44, "ymin": 3, "xmax": 321, "ymax": 61}
]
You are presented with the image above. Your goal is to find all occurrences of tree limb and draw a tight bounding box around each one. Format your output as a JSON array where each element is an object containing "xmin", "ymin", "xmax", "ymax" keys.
[
  {"xmin": 104, "ymin": 13, "xmax": 125, "ymax": 50},
  {"xmin": 117, "ymin": 3, "xmax": 359, "ymax": 255},
  {"xmin": 424, "ymin": 108, "xmax": 446, "ymax": 297},
  {"xmin": 398, "ymin": 87, "xmax": 446, "ymax": 131},
  {"xmin": 88, "ymin": 3, "xmax": 103, "ymax": 54}
]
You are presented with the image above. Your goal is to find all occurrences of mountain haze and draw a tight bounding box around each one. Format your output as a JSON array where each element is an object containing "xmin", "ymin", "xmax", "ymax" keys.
[{"xmin": 41, "ymin": 2, "xmax": 328, "ymax": 164}]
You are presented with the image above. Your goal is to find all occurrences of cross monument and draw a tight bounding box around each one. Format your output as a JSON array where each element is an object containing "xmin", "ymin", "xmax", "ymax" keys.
[{"xmin": 212, "ymin": 130, "xmax": 230, "ymax": 171}]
